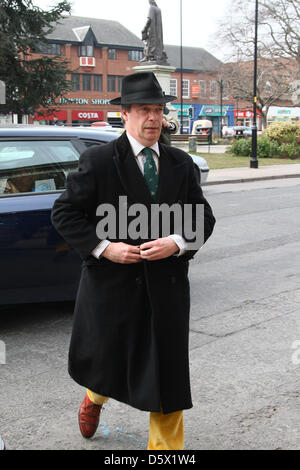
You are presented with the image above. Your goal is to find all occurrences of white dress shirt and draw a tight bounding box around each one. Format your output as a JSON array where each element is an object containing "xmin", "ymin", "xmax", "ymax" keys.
[{"xmin": 92, "ymin": 131, "xmax": 187, "ymax": 258}]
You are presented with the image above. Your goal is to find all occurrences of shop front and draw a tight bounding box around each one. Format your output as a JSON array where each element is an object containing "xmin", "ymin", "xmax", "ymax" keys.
[
  {"xmin": 267, "ymin": 106, "xmax": 300, "ymax": 125},
  {"xmin": 234, "ymin": 109, "xmax": 261, "ymax": 128},
  {"xmin": 33, "ymin": 110, "xmax": 68, "ymax": 125},
  {"xmin": 195, "ymin": 104, "xmax": 234, "ymax": 135}
]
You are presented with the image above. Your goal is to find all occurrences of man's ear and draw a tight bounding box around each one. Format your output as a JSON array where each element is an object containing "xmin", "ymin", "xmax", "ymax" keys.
[{"xmin": 121, "ymin": 108, "xmax": 128, "ymax": 124}]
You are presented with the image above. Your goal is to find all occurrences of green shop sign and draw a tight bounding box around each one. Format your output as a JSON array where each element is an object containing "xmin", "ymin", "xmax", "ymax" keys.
[
  {"xmin": 172, "ymin": 104, "xmax": 190, "ymax": 117},
  {"xmin": 199, "ymin": 105, "xmax": 229, "ymax": 117}
]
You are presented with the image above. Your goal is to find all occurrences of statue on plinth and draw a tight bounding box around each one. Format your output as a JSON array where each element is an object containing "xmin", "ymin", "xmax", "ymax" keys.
[{"xmin": 140, "ymin": 0, "xmax": 169, "ymax": 65}]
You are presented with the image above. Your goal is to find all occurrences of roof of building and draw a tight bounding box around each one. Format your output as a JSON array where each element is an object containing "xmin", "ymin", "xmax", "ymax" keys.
[
  {"xmin": 165, "ymin": 45, "xmax": 221, "ymax": 73},
  {"xmin": 47, "ymin": 15, "xmax": 144, "ymax": 48},
  {"xmin": 47, "ymin": 16, "xmax": 221, "ymax": 71}
]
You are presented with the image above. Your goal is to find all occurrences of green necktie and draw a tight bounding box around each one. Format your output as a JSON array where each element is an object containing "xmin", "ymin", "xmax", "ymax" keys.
[{"xmin": 143, "ymin": 147, "xmax": 159, "ymax": 199}]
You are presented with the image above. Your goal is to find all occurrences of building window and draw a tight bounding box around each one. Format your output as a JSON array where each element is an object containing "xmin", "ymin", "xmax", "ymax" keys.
[
  {"xmin": 82, "ymin": 74, "xmax": 91, "ymax": 91},
  {"xmin": 79, "ymin": 45, "xmax": 94, "ymax": 57},
  {"xmin": 170, "ymin": 79, "xmax": 177, "ymax": 96},
  {"xmin": 199, "ymin": 80, "xmax": 206, "ymax": 99},
  {"xmin": 128, "ymin": 50, "xmax": 143, "ymax": 61},
  {"xmin": 94, "ymin": 74, "xmax": 102, "ymax": 92},
  {"xmin": 210, "ymin": 80, "xmax": 218, "ymax": 98},
  {"xmin": 117, "ymin": 76, "xmax": 124, "ymax": 92},
  {"xmin": 108, "ymin": 48, "xmax": 117, "ymax": 60},
  {"xmin": 107, "ymin": 75, "xmax": 116, "ymax": 92},
  {"xmin": 37, "ymin": 42, "xmax": 61, "ymax": 55},
  {"xmin": 182, "ymin": 80, "xmax": 190, "ymax": 99},
  {"xmin": 71, "ymin": 74, "xmax": 80, "ymax": 91}
]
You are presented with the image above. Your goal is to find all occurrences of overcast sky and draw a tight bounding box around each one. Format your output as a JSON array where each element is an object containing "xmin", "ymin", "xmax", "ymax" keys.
[{"xmin": 32, "ymin": 0, "xmax": 230, "ymax": 60}]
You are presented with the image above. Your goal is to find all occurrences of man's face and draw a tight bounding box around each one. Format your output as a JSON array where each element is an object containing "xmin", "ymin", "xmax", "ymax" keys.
[{"xmin": 122, "ymin": 103, "xmax": 164, "ymax": 147}]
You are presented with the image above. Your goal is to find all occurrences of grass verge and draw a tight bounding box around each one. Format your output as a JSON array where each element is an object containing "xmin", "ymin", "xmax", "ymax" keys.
[{"xmin": 193, "ymin": 152, "xmax": 300, "ymax": 170}]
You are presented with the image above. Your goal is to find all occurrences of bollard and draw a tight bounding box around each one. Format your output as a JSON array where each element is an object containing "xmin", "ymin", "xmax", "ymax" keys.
[{"xmin": 188, "ymin": 137, "xmax": 197, "ymax": 152}]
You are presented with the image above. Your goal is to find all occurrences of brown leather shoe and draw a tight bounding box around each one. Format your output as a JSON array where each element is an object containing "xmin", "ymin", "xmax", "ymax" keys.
[{"xmin": 78, "ymin": 393, "xmax": 103, "ymax": 438}]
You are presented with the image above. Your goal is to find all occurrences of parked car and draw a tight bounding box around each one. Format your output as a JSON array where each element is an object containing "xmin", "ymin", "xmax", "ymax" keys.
[
  {"xmin": 188, "ymin": 153, "xmax": 209, "ymax": 184},
  {"xmin": 90, "ymin": 121, "xmax": 113, "ymax": 130},
  {"xmin": 222, "ymin": 126, "xmax": 235, "ymax": 138},
  {"xmin": 0, "ymin": 125, "xmax": 209, "ymax": 305}
]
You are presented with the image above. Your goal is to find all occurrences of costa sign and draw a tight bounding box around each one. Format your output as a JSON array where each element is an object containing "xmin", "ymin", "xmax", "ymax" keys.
[{"xmin": 72, "ymin": 111, "xmax": 104, "ymax": 121}]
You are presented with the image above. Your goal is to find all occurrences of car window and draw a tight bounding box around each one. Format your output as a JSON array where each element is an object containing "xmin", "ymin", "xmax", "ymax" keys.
[{"xmin": 0, "ymin": 140, "xmax": 80, "ymax": 195}]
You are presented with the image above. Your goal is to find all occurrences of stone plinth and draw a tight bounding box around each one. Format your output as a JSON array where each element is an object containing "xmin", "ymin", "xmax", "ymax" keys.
[{"xmin": 132, "ymin": 64, "xmax": 177, "ymax": 117}]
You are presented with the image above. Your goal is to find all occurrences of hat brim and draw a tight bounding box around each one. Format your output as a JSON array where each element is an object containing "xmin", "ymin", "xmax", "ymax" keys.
[{"xmin": 109, "ymin": 94, "xmax": 177, "ymax": 105}]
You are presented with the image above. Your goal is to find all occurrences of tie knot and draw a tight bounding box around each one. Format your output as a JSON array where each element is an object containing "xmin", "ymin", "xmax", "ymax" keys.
[{"xmin": 143, "ymin": 147, "xmax": 153, "ymax": 159}]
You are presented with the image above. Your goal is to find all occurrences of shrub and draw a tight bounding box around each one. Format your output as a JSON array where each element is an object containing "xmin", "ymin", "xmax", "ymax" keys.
[
  {"xmin": 279, "ymin": 142, "xmax": 300, "ymax": 159},
  {"xmin": 257, "ymin": 136, "xmax": 271, "ymax": 158},
  {"xmin": 230, "ymin": 138, "xmax": 251, "ymax": 156},
  {"xmin": 263, "ymin": 122, "xmax": 300, "ymax": 145}
]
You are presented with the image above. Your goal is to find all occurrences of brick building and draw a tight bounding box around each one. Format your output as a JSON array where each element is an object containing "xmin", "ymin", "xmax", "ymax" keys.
[{"xmin": 29, "ymin": 15, "xmax": 235, "ymax": 133}]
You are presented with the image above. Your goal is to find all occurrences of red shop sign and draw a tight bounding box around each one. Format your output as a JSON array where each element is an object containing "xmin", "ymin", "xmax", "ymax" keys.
[
  {"xmin": 72, "ymin": 110, "xmax": 104, "ymax": 121},
  {"xmin": 235, "ymin": 110, "xmax": 261, "ymax": 118}
]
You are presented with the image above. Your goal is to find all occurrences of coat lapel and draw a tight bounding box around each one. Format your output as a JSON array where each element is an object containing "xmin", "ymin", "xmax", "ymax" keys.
[
  {"xmin": 113, "ymin": 132, "xmax": 187, "ymax": 206},
  {"xmin": 156, "ymin": 144, "xmax": 187, "ymax": 205}
]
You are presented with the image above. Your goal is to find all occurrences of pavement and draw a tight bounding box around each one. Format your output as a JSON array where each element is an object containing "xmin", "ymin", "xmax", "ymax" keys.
[{"xmin": 205, "ymin": 163, "xmax": 300, "ymax": 186}]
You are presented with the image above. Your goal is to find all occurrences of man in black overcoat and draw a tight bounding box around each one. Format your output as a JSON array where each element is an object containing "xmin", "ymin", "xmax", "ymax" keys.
[{"xmin": 51, "ymin": 72, "xmax": 215, "ymax": 450}]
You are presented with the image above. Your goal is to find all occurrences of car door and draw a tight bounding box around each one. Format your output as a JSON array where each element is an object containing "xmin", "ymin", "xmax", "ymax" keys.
[{"xmin": 0, "ymin": 137, "xmax": 85, "ymax": 304}]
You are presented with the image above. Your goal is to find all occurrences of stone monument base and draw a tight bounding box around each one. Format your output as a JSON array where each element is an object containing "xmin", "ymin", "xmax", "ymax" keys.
[{"xmin": 132, "ymin": 64, "xmax": 178, "ymax": 118}]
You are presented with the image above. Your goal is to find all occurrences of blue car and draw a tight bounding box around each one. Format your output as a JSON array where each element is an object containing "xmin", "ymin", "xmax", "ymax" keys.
[{"xmin": 0, "ymin": 126, "xmax": 117, "ymax": 305}]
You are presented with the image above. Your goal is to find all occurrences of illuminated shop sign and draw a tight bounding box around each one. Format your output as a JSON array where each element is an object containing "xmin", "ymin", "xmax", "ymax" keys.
[{"xmin": 72, "ymin": 111, "xmax": 104, "ymax": 120}]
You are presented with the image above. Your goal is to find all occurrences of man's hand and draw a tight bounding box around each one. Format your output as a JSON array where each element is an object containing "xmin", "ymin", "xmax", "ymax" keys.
[
  {"xmin": 139, "ymin": 238, "xmax": 179, "ymax": 261},
  {"xmin": 102, "ymin": 242, "xmax": 142, "ymax": 264}
]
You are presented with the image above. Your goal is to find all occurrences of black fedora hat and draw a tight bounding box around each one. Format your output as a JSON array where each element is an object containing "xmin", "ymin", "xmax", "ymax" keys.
[{"xmin": 109, "ymin": 72, "xmax": 177, "ymax": 105}]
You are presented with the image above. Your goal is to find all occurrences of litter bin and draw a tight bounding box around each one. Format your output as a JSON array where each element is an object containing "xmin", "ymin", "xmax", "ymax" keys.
[{"xmin": 192, "ymin": 119, "xmax": 212, "ymax": 144}]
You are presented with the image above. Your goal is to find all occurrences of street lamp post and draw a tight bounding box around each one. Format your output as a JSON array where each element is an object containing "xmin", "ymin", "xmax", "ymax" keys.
[
  {"xmin": 180, "ymin": 0, "xmax": 183, "ymax": 134},
  {"xmin": 219, "ymin": 79, "xmax": 223, "ymax": 138},
  {"xmin": 250, "ymin": 0, "xmax": 259, "ymax": 168}
]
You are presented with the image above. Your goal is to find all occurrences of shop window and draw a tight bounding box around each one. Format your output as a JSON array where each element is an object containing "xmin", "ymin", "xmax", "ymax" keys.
[
  {"xmin": 82, "ymin": 74, "xmax": 91, "ymax": 91},
  {"xmin": 107, "ymin": 75, "xmax": 116, "ymax": 92},
  {"xmin": 94, "ymin": 75, "xmax": 102, "ymax": 92},
  {"xmin": 71, "ymin": 74, "xmax": 80, "ymax": 91},
  {"xmin": 108, "ymin": 49, "xmax": 117, "ymax": 60}
]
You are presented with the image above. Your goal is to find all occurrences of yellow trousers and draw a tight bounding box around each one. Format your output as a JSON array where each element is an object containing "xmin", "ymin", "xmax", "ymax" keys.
[{"xmin": 87, "ymin": 389, "xmax": 184, "ymax": 450}]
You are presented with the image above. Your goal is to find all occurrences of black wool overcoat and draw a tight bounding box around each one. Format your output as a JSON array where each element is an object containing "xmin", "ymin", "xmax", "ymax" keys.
[{"xmin": 51, "ymin": 132, "xmax": 215, "ymax": 414}]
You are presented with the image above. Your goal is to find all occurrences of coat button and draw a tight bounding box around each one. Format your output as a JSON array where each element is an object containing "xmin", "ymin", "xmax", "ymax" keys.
[
  {"xmin": 135, "ymin": 277, "xmax": 142, "ymax": 285},
  {"xmin": 171, "ymin": 276, "xmax": 176, "ymax": 284}
]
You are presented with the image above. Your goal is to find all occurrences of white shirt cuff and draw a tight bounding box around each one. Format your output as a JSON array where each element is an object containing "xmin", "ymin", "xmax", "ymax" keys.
[
  {"xmin": 92, "ymin": 240, "xmax": 111, "ymax": 259},
  {"xmin": 168, "ymin": 234, "xmax": 187, "ymax": 256}
]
